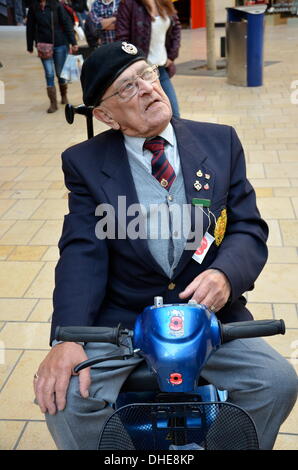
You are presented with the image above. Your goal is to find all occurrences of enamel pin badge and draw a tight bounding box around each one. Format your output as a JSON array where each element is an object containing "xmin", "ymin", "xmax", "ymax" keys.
[{"xmin": 194, "ymin": 180, "xmax": 202, "ymax": 191}]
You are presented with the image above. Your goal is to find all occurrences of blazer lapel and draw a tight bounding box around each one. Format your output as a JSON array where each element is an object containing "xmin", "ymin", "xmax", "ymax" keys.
[
  {"xmin": 171, "ymin": 119, "xmax": 215, "ymax": 279},
  {"xmin": 100, "ymin": 130, "xmax": 168, "ymax": 277}
]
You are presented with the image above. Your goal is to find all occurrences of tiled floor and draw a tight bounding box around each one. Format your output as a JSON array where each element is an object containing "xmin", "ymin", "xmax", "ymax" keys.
[{"xmin": 0, "ymin": 19, "xmax": 297, "ymax": 450}]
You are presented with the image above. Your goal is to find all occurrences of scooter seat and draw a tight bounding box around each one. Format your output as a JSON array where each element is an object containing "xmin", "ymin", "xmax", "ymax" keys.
[
  {"xmin": 121, "ymin": 361, "xmax": 159, "ymax": 392},
  {"xmin": 120, "ymin": 361, "xmax": 209, "ymax": 392}
]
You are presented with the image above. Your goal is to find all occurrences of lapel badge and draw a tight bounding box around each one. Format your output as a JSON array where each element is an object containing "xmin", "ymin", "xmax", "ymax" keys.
[
  {"xmin": 161, "ymin": 178, "xmax": 168, "ymax": 188},
  {"xmin": 204, "ymin": 183, "xmax": 209, "ymax": 190},
  {"xmin": 194, "ymin": 180, "xmax": 202, "ymax": 192},
  {"xmin": 205, "ymin": 173, "xmax": 211, "ymax": 180},
  {"xmin": 121, "ymin": 42, "xmax": 138, "ymax": 55},
  {"xmin": 196, "ymin": 170, "xmax": 203, "ymax": 177},
  {"xmin": 214, "ymin": 208, "xmax": 227, "ymax": 246}
]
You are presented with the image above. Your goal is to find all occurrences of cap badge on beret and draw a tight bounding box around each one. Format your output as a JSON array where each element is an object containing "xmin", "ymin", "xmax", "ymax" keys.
[{"xmin": 121, "ymin": 42, "xmax": 138, "ymax": 55}]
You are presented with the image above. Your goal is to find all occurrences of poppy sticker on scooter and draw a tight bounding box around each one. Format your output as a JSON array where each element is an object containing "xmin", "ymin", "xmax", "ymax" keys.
[
  {"xmin": 168, "ymin": 309, "xmax": 184, "ymax": 337},
  {"xmin": 169, "ymin": 372, "xmax": 183, "ymax": 385}
]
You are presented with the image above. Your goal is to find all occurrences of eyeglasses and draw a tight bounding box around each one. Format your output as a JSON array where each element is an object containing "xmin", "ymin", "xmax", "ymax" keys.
[{"xmin": 99, "ymin": 65, "xmax": 159, "ymax": 105}]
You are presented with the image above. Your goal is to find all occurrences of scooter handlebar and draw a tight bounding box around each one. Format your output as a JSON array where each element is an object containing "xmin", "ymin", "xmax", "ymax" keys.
[
  {"xmin": 55, "ymin": 325, "xmax": 121, "ymax": 344},
  {"xmin": 221, "ymin": 319, "xmax": 285, "ymax": 343},
  {"xmin": 55, "ymin": 319, "xmax": 286, "ymax": 346}
]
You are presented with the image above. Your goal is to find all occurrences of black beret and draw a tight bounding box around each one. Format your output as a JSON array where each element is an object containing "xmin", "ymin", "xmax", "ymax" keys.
[{"xmin": 81, "ymin": 41, "xmax": 147, "ymax": 107}]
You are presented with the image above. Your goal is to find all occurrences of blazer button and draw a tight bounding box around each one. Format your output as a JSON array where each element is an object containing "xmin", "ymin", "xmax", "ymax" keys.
[{"xmin": 168, "ymin": 282, "xmax": 176, "ymax": 290}]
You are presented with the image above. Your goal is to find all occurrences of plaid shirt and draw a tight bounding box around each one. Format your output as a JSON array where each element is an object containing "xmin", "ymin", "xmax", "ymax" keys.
[{"xmin": 90, "ymin": 0, "xmax": 121, "ymax": 44}]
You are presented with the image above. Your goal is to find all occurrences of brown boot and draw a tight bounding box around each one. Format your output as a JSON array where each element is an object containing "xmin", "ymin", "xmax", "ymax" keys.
[
  {"xmin": 59, "ymin": 83, "xmax": 68, "ymax": 105},
  {"xmin": 46, "ymin": 86, "xmax": 58, "ymax": 113}
]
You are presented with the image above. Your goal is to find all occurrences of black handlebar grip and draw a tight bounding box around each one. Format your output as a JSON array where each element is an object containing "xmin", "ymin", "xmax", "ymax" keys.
[
  {"xmin": 55, "ymin": 325, "xmax": 120, "ymax": 344},
  {"xmin": 221, "ymin": 319, "xmax": 285, "ymax": 343}
]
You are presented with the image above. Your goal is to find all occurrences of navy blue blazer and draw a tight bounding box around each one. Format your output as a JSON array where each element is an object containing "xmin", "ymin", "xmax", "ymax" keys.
[{"xmin": 50, "ymin": 118, "xmax": 268, "ymax": 344}]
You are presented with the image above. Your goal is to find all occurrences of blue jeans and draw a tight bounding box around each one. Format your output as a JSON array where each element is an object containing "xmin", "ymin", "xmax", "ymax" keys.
[
  {"xmin": 41, "ymin": 45, "xmax": 68, "ymax": 88},
  {"xmin": 158, "ymin": 66, "xmax": 180, "ymax": 119}
]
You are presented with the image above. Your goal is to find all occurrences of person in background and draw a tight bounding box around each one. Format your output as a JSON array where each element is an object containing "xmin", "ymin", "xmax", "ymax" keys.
[
  {"xmin": 61, "ymin": 0, "xmax": 80, "ymax": 24},
  {"xmin": 7, "ymin": 0, "xmax": 26, "ymax": 25},
  {"xmin": 84, "ymin": 10, "xmax": 103, "ymax": 50},
  {"xmin": 116, "ymin": 0, "xmax": 181, "ymax": 118},
  {"xmin": 71, "ymin": 0, "xmax": 89, "ymax": 26},
  {"xmin": 26, "ymin": 0, "xmax": 78, "ymax": 113},
  {"xmin": 89, "ymin": 0, "xmax": 120, "ymax": 44}
]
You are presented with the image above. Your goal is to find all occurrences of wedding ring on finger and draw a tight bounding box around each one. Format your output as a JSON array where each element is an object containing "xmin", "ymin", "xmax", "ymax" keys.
[{"xmin": 210, "ymin": 305, "xmax": 217, "ymax": 312}]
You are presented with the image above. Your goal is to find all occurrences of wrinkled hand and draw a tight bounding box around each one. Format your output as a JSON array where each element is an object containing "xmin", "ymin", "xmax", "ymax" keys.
[
  {"xmin": 33, "ymin": 342, "xmax": 91, "ymax": 415},
  {"xmin": 179, "ymin": 269, "xmax": 231, "ymax": 312}
]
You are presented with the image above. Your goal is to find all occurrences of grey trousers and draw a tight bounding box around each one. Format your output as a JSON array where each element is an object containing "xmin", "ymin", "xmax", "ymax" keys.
[{"xmin": 46, "ymin": 338, "xmax": 298, "ymax": 450}]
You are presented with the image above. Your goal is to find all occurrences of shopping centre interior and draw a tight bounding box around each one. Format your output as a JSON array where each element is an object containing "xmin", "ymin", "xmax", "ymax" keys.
[{"xmin": 0, "ymin": 2, "xmax": 297, "ymax": 451}]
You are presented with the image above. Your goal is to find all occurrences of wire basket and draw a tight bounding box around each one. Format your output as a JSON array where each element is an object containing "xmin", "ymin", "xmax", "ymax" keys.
[{"xmin": 98, "ymin": 401, "xmax": 259, "ymax": 450}]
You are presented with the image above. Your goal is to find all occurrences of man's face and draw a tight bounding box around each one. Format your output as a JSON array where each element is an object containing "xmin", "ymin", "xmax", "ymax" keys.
[{"xmin": 93, "ymin": 60, "xmax": 173, "ymax": 138}]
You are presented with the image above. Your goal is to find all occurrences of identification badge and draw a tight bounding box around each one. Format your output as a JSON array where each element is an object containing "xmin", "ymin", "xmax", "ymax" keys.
[{"xmin": 192, "ymin": 231, "xmax": 215, "ymax": 264}]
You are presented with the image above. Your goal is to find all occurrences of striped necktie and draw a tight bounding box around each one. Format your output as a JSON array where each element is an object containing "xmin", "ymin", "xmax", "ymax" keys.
[{"xmin": 143, "ymin": 136, "xmax": 176, "ymax": 191}]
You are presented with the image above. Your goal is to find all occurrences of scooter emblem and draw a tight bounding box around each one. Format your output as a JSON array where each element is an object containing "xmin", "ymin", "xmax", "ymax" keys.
[{"xmin": 169, "ymin": 310, "xmax": 184, "ymax": 337}]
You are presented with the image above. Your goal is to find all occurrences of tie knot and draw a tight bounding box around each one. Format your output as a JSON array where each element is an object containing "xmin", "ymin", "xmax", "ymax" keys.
[{"xmin": 143, "ymin": 136, "xmax": 166, "ymax": 153}]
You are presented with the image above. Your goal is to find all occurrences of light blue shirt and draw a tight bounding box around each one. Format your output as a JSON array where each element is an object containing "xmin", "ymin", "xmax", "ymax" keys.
[{"xmin": 123, "ymin": 123, "xmax": 181, "ymax": 175}]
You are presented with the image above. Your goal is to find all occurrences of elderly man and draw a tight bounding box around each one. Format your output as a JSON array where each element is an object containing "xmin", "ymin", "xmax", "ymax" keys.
[{"xmin": 34, "ymin": 41, "xmax": 297, "ymax": 450}]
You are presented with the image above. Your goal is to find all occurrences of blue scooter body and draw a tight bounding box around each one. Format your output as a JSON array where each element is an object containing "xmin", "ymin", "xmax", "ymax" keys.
[
  {"xmin": 133, "ymin": 302, "xmax": 222, "ymax": 393},
  {"xmin": 116, "ymin": 303, "xmax": 226, "ymax": 450}
]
